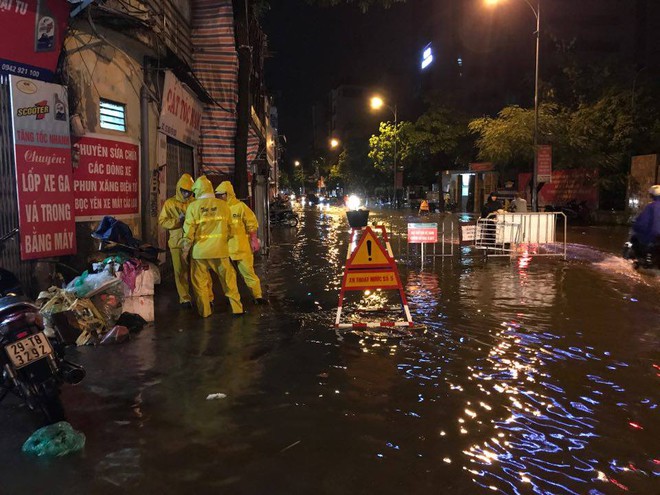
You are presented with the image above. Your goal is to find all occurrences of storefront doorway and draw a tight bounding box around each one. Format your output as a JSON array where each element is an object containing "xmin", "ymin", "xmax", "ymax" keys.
[{"xmin": 166, "ymin": 137, "xmax": 194, "ymax": 197}]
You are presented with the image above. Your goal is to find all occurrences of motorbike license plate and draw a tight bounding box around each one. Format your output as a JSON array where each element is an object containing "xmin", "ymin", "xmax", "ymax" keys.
[{"xmin": 5, "ymin": 332, "xmax": 53, "ymax": 369}]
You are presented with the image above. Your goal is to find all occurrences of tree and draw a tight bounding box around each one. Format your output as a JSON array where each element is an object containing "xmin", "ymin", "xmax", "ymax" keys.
[
  {"xmin": 567, "ymin": 90, "xmax": 635, "ymax": 191},
  {"xmin": 468, "ymin": 103, "xmax": 569, "ymax": 177},
  {"xmin": 368, "ymin": 121, "xmax": 413, "ymax": 174},
  {"xmin": 293, "ymin": 165, "xmax": 304, "ymax": 192},
  {"xmin": 332, "ymin": 140, "xmax": 388, "ymax": 194},
  {"xmin": 468, "ymin": 85, "xmax": 660, "ymax": 196},
  {"xmin": 408, "ymin": 105, "xmax": 474, "ymax": 171}
]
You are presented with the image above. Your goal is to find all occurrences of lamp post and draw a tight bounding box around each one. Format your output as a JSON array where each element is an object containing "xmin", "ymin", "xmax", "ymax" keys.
[
  {"xmin": 486, "ymin": 0, "xmax": 541, "ymax": 211},
  {"xmin": 295, "ymin": 160, "xmax": 304, "ymax": 195},
  {"xmin": 370, "ymin": 96, "xmax": 398, "ymax": 207}
]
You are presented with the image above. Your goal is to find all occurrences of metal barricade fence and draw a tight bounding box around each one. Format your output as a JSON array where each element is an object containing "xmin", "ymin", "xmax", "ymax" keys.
[
  {"xmin": 374, "ymin": 214, "xmax": 458, "ymax": 261},
  {"xmin": 475, "ymin": 212, "xmax": 567, "ymax": 258}
]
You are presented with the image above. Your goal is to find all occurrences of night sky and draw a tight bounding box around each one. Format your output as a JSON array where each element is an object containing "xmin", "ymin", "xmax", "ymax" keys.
[
  {"xmin": 261, "ymin": 0, "xmax": 648, "ymax": 170},
  {"xmin": 262, "ymin": 0, "xmax": 426, "ymax": 166}
]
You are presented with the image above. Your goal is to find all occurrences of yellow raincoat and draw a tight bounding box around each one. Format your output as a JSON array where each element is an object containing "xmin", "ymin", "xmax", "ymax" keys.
[
  {"xmin": 183, "ymin": 176, "xmax": 243, "ymax": 317},
  {"xmin": 158, "ymin": 173, "xmax": 194, "ymax": 303},
  {"xmin": 216, "ymin": 181, "xmax": 263, "ymax": 300}
]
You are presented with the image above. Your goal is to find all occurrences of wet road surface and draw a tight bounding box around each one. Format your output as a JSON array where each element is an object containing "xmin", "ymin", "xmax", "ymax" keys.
[{"xmin": 1, "ymin": 206, "xmax": 658, "ymax": 494}]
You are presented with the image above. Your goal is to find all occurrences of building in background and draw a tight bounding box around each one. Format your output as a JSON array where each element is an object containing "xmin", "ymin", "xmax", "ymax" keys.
[
  {"xmin": 0, "ymin": 0, "xmax": 276, "ymax": 293},
  {"xmin": 329, "ymin": 85, "xmax": 382, "ymax": 142}
]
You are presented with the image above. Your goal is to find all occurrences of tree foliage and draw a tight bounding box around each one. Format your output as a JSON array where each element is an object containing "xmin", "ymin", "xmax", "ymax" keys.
[
  {"xmin": 468, "ymin": 104, "xmax": 568, "ymax": 172},
  {"xmin": 331, "ymin": 140, "xmax": 387, "ymax": 193},
  {"xmin": 368, "ymin": 121, "xmax": 413, "ymax": 174},
  {"xmin": 408, "ymin": 105, "xmax": 473, "ymax": 168},
  {"xmin": 469, "ymin": 84, "xmax": 660, "ymax": 192},
  {"xmin": 367, "ymin": 106, "xmax": 474, "ymax": 188}
]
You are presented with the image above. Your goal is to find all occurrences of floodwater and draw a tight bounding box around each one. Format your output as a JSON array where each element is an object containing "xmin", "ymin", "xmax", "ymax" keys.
[{"xmin": 1, "ymin": 206, "xmax": 658, "ymax": 495}]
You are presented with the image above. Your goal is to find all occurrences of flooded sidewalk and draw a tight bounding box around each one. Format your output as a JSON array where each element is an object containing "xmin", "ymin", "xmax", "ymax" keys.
[{"xmin": 0, "ymin": 207, "xmax": 658, "ymax": 494}]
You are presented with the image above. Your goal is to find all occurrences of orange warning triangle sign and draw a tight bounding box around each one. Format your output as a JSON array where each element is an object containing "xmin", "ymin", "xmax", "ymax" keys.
[{"xmin": 348, "ymin": 228, "xmax": 391, "ymax": 267}]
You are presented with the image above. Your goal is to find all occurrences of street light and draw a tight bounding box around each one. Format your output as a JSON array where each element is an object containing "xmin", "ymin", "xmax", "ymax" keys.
[
  {"xmin": 330, "ymin": 138, "xmax": 340, "ymax": 149},
  {"xmin": 370, "ymin": 95, "xmax": 399, "ymax": 207},
  {"xmin": 486, "ymin": 0, "xmax": 541, "ymax": 211},
  {"xmin": 295, "ymin": 160, "xmax": 305, "ymax": 195}
]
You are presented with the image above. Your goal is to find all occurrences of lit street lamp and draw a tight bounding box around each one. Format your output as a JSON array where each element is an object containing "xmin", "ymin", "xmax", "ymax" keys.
[
  {"xmin": 295, "ymin": 160, "xmax": 305, "ymax": 195},
  {"xmin": 330, "ymin": 138, "xmax": 340, "ymax": 149},
  {"xmin": 370, "ymin": 95, "xmax": 399, "ymax": 207},
  {"xmin": 486, "ymin": 0, "xmax": 541, "ymax": 211}
]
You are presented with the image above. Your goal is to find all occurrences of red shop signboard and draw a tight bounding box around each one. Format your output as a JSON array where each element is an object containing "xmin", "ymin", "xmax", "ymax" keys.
[
  {"xmin": 72, "ymin": 134, "xmax": 140, "ymax": 221},
  {"xmin": 0, "ymin": 0, "xmax": 70, "ymax": 82},
  {"xmin": 9, "ymin": 76, "xmax": 76, "ymax": 260}
]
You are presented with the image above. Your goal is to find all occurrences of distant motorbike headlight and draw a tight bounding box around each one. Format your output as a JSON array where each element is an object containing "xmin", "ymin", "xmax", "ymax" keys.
[{"xmin": 347, "ymin": 195, "xmax": 361, "ymax": 211}]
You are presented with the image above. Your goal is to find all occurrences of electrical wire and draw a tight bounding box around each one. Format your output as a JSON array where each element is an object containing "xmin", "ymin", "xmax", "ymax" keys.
[{"xmin": 86, "ymin": 7, "xmax": 161, "ymax": 104}]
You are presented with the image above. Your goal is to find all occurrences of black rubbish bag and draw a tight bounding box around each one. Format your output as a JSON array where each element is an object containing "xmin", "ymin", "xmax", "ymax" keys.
[
  {"xmin": 92, "ymin": 216, "xmax": 140, "ymax": 247},
  {"xmin": 116, "ymin": 312, "xmax": 148, "ymax": 333}
]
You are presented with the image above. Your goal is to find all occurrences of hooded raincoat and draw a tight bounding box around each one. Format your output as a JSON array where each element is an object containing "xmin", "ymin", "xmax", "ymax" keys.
[
  {"xmin": 183, "ymin": 176, "xmax": 243, "ymax": 316},
  {"xmin": 158, "ymin": 173, "xmax": 194, "ymax": 303},
  {"xmin": 216, "ymin": 181, "xmax": 263, "ymax": 299},
  {"xmin": 633, "ymin": 196, "xmax": 660, "ymax": 246}
]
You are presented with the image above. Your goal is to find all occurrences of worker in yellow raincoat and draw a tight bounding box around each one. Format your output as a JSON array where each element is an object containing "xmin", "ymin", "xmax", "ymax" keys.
[
  {"xmin": 215, "ymin": 181, "xmax": 267, "ymax": 304},
  {"xmin": 158, "ymin": 173, "xmax": 194, "ymax": 307},
  {"xmin": 182, "ymin": 176, "xmax": 243, "ymax": 317}
]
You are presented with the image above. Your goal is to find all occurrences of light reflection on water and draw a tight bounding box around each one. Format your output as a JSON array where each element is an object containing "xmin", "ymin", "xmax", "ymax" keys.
[{"xmin": 284, "ymin": 207, "xmax": 659, "ymax": 494}]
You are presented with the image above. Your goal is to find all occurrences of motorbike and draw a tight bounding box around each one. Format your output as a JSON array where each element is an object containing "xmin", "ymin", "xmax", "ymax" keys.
[
  {"xmin": 622, "ymin": 233, "xmax": 660, "ymax": 271},
  {"xmin": 270, "ymin": 204, "xmax": 299, "ymax": 227},
  {"xmin": 0, "ymin": 229, "xmax": 85, "ymax": 423}
]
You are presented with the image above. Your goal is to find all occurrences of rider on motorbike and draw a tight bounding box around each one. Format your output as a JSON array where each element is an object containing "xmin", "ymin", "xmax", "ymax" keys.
[{"xmin": 630, "ymin": 185, "xmax": 660, "ymax": 263}]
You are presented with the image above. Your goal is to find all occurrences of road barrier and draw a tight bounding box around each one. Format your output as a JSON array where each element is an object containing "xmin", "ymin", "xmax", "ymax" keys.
[
  {"xmin": 369, "ymin": 212, "xmax": 566, "ymax": 261},
  {"xmin": 335, "ymin": 225, "xmax": 414, "ymax": 329},
  {"xmin": 474, "ymin": 212, "xmax": 567, "ymax": 258}
]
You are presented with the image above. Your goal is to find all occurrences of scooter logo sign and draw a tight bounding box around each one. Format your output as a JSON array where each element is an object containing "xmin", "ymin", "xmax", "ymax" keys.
[{"xmin": 16, "ymin": 100, "xmax": 49, "ymax": 120}]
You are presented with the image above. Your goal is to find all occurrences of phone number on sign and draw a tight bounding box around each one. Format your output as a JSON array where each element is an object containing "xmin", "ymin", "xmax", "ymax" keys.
[{"xmin": 1, "ymin": 64, "xmax": 41, "ymax": 78}]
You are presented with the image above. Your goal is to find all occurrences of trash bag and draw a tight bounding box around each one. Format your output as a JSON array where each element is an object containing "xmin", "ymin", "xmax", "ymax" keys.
[
  {"xmin": 90, "ymin": 277, "xmax": 124, "ymax": 327},
  {"xmin": 115, "ymin": 312, "xmax": 147, "ymax": 333},
  {"xmin": 22, "ymin": 421, "xmax": 86, "ymax": 457},
  {"xmin": 66, "ymin": 270, "xmax": 122, "ymax": 299},
  {"xmin": 51, "ymin": 310, "xmax": 83, "ymax": 345},
  {"xmin": 99, "ymin": 325, "xmax": 130, "ymax": 345}
]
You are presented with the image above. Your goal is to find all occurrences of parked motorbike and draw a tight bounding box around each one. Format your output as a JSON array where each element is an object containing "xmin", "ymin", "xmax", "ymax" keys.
[
  {"xmin": 0, "ymin": 229, "xmax": 85, "ymax": 423},
  {"xmin": 270, "ymin": 205, "xmax": 299, "ymax": 227}
]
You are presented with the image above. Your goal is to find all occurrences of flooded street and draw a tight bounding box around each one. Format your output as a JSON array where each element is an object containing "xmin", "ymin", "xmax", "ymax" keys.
[{"xmin": 1, "ymin": 207, "xmax": 659, "ymax": 494}]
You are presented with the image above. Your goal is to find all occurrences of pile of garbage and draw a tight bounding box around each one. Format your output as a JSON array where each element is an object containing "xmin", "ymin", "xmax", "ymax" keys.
[{"xmin": 37, "ymin": 217, "xmax": 162, "ymax": 346}]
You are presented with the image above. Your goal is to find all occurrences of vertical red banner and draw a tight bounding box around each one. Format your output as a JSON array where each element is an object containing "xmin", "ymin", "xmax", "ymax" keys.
[{"xmin": 10, "ymin": 76, "xmax": 76, "ymax": 260}]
